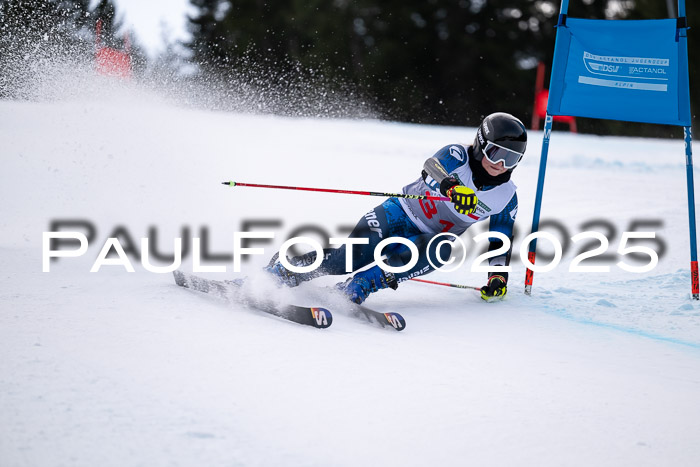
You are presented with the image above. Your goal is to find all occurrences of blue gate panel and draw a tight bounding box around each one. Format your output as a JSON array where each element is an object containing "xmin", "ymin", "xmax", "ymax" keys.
[{"xmin": 547, "ymin": 18, "xmax": 691, "ymax": 126}]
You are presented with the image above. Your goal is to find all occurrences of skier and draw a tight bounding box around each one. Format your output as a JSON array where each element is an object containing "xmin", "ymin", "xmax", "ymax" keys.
[{"xmin": 266, "ymin": 112, "xmax": 527, "ymax": 304}]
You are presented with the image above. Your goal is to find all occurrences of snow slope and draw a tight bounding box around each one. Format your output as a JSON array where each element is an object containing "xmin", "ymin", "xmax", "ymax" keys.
[{"xmin": 2, "ymin": 89, "xmax": 700, "ymax": 466}]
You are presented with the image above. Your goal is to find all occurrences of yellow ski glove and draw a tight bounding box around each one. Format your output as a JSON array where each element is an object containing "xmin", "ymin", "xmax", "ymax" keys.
[
  {"xmin": 480, "ymin": 275, "xmax": 507, "ymax": 302},
  {"xmin": 446, "ymin": 185, "xmax": 478, "ymax": 215}
]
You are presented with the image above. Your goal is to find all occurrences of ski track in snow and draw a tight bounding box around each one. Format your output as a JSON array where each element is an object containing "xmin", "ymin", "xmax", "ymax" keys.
[{"xmin": 2, "ymin": 95, "xmax": 700, "ymax": 467}]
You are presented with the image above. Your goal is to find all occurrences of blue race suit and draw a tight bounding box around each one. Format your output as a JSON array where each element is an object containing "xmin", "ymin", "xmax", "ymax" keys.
[{"xmin": 290, "ymin": 144, "xmax": 518, "ymax": 283}]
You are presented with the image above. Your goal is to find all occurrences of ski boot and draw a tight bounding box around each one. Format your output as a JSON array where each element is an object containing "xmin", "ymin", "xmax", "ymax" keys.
[
  {"xmin": 336, "ymin": 265, "xmax": 398, "ymax": 304},
  {"xmin": 265, "ymin": 257, "xmax": 301, "ymax": 287},
  {"xmin": 264, "ymin": 251, "xmax": 321, "ymax": 287}
]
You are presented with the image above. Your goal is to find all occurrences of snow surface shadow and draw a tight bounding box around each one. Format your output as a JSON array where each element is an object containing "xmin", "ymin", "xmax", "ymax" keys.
[{"xmin": 534, "ymin": 269, "xmax": 700, "ymax": 349}]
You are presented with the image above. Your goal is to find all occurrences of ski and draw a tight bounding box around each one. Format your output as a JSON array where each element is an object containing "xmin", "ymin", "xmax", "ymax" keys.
[
  {"xmin": 312, "ymin": 287, "xmax": 406, "ymax": 331},
  {"xmin": 173, "ymin": 270, "xmax": 332, "ymax": 329},
  {"xmin": 347, "ymin": 304, "xmax": 406, "ymax": 331},
  {"xmin": 266, "ymin": 252, "xmax": 405, "ymax": 331}
]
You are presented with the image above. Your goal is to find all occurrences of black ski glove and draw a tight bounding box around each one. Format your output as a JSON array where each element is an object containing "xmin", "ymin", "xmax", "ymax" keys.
[
  {"xmin": 480, "ymin": 275, "xmax": 507, "ymax": 302},
  {"xmin": 439, "ymin": 176, "xmax": 460, "ymax": 196}
]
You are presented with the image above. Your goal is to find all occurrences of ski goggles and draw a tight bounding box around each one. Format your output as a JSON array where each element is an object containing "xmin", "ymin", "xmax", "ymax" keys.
[{"xmin": 481, "ymin": 141, "xmax": 524, "ymax": 169}]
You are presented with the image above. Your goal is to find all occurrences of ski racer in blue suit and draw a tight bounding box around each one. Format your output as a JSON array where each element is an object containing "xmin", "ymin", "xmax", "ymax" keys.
[{"xmin": 267, "ymin": 112, "xmax": 527, "ymax": 304}]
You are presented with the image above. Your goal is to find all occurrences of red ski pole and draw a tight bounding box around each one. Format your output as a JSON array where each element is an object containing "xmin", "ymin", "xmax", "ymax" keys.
[
  {"xmin": 222, "ymin": 181, "xmax": 450, "ymax": 202},
  {"xmin": 410, "ymin": 277, "xmax": 481, "ymax": 291}
]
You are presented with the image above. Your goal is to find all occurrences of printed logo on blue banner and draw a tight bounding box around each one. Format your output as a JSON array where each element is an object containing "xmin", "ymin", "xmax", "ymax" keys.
[
  {"xmin": 581, "ymin": 52, "xmax": 669, "ymax": 92},
  {"xmin": 547, "ymin": 18, "xmax": 691, "ymax": 126}
]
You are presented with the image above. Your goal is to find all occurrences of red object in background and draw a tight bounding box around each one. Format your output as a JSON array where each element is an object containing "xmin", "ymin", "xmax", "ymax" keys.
[
  {"xmin": 531, "ymin": 62, "xmax": 576, "ymax": 132},
  {"xmin": 95, "ymin": 19, "xmax": 132, "ymax": 78},
  {"xmin": 96, "ymin": 48, "xmax": 131, "ymax": 78}
]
